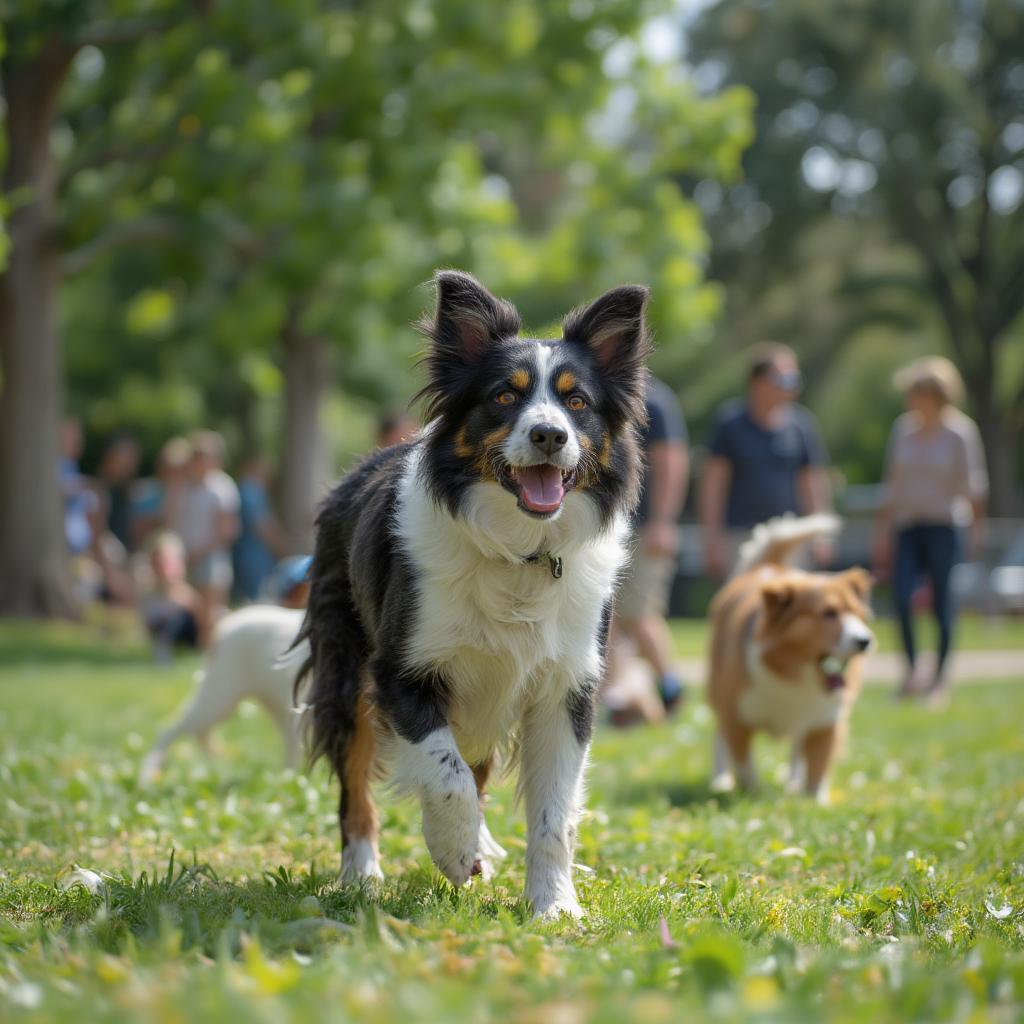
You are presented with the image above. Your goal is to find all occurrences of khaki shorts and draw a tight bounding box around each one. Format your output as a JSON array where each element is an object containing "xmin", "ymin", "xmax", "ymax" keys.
[
  {"xmin": 616, "ymin": 547, "xmax": 677, "ymax": 621},
  {"xmin": 188, "ymin": 551, "xmax": 233, "ymax": 591}
]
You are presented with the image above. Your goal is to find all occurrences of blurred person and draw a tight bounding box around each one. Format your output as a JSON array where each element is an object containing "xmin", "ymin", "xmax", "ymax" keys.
[
  {"xmin": 699, "ymin": 343, "xmax": 832, "ymax": 579},
  {"xmin": 377, "ymin": 409, "xmax": 419, "ymax": 448},
  {"xmin": 872, "ymin": 357, "xmax": 987, "ymax": 704},
  {"xmin": 233, "ymin": 454, "xmax": 289, "ymax": 602},
  {"xmin": 131, "ymin": 436, "xmax": 191, "ymax": 547},
  {"xmin": 95, "ymin": 433, "xmax": 141, "ymax": 551},
  {"xmin": 180, "ymin": 430, "xmax": 240, "ymax": 644},
  {"xmin": 58, "ymin": 417, "xmax": 95, "ymax": 557},
  {"xmin": 141, "ymin": 531, "xmax": 201, "ymax": 664},
  {"xmin": 605, "ymin": 377, "xmax": 689, "ymax": 722},
  {"xmin": 57, "ymin": 418, "xmax": 134, "ymax": 605}
]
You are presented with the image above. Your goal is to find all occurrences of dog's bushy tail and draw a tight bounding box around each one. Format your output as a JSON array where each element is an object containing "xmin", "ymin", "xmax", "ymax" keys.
[
  {"xmin": 734, "ymin": 513, "xmax": 840, "ymax": 575},
  {"xmin": 291, "ymin": 521, "xmax": 368, "ymax": 776}
]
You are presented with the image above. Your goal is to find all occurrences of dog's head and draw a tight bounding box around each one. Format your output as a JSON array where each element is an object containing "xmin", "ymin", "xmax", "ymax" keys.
[
  {"xmin": 414, "ymin": 270, "xmax": 649, "ymax": 526},
  {"xmin": 757, "ymin": 568, "xmax": 875, "ymax": 692}
]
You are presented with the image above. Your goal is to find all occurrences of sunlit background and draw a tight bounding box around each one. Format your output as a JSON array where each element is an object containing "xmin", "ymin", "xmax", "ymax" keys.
[{"xmin": 2, "ymin": 0, "xmax": 1022, "ymax": 619}]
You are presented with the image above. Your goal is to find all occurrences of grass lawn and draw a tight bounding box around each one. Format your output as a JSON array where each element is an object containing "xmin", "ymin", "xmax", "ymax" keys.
[{"xmin": 1, "ymin": 628, "xmax": 1023, "ymax": 1022}]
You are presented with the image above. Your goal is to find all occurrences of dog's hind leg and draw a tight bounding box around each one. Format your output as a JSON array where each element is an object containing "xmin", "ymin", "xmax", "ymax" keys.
[
  {"xmin": 710, "ymin": 729, "xmax": 736, "ymax": 793},
  {"xmin": 718, "ymin": 717, "xmax": 757, "ymax": 792},
  {"xmin": 802, "ymin": 724, "xmax": 838, "ymax": 805},
  {"xmin": 787, "ymin": 739, "xmax": 807, "ymax": 794},
  {"xmin": 258, "ymin": 696, "xmax": 302, "ymax": 771},
  {"xmin": 471, "ymin": 756, "xmax": 507, "ymax": 880},
  {"xmin": 339, "ymin": 693, "xmax": 383, "ymax": 882},
  {"xmin": 138, "ymin": 668, "xmax": 239, "ymax": 785}
]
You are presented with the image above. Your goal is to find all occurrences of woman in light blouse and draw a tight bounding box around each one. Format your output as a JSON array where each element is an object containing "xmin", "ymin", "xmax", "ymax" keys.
[{"xmin": 873, "ymin": 357, "xmax": 988, "ymax": 703}]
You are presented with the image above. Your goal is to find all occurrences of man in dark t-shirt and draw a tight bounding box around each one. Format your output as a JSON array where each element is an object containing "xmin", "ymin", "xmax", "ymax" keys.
[
  {"xmin": 607, "ymin": 377, "xmax": 689, "ymax": 718},
  {"xmin": 699, "ymin": 344, "xmax": 832, "ymax": 578}
]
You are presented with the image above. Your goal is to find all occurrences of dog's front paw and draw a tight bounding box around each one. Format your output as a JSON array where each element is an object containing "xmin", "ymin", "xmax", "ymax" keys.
[
  {"xmin": 528, "ymin": 870, "xmax": 584, "ymax": 922},
  {"xmin": 422, "ymin": 776, "xmax": 480, "ymax": 888},
  {"xmin": 531, "ymin": 893, "xmax": 585, "ymax": 922},
  {"xmin": 340, "ymin": 838, "xmax": 384, "ymax": 883}
]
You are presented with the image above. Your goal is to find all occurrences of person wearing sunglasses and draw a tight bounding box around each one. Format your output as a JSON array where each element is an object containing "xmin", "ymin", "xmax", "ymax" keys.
[{"xmin": 699, "ymin": 342, "xmax": 833, "ymax": 579}]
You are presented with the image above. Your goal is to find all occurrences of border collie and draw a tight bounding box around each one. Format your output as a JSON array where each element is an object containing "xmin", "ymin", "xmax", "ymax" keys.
[{"xmin": 296, "ymin": 270, "xmax": 649, "ymax": 919}]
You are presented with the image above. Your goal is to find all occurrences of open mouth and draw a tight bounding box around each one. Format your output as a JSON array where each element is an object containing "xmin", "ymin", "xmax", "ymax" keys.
[
  {"xmin": 819, "ymin": 655, "xmax": 848, "ymax": 692},
  {"xmin": 500, "ymin": 463, "xmax": 577, "ymax": 517}
]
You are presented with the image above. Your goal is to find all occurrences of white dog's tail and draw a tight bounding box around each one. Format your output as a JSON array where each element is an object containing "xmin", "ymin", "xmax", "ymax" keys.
[
  {"xmin": 275, "ymin": 638, "xmax": 312, "ymax": 703},
  {"xmin": 734, "ymin": 513, "xmax": 840, "ymax": 575}
]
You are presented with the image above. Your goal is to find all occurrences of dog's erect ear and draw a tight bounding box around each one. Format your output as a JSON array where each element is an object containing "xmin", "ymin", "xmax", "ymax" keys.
[
  {"xmin": 422, "ymin": 270, "xmax": 521, "ymax": 359},
  {"xmin": 413, "ymin": 270, "xmax": 521, "ymax": 421},
  {"xmin": 563, "ymin": 285, "xmax": 650, "ymax": 368},
  {"xmin": 840, "ymin": 567, "xmax": 873, "ymax": 601},
  {"xmin": 762, "ymin": 580, "xmax": 796, "ymax": 623},
  {"xmin": 562, "ymin": 285, "xmax": 651, "ymax": 425}
]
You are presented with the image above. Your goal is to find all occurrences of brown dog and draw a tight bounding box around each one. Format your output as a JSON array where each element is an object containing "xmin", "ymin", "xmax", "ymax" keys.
[{"xmin": 707, "ymin": 516, "xmax": 873, "ymax": 804}]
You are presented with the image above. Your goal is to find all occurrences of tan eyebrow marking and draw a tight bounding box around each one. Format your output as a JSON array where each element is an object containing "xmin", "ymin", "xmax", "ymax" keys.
[
  {"xmin": 510, "ymin": 369, "xmax": 530, "ymax": 390},
  {"xmin": 454, "ymin": 425, "xmax": 473, "ymax": 459},
  {"xmin": 556, "ymin": 370, "xmax": 576, "ymax": 393},
  {"xmin": 482, "ymin": 426, "xmax": 510, "ymax": 448}
]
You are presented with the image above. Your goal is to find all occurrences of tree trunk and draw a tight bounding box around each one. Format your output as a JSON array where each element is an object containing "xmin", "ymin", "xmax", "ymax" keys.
[
  {"xmin": 280, "ymin": 305, "xmax": 331, "ymax": 553},
  {"xmin": 972, "ymin": 398, "xmax": 1021, "ymax": 519},
  {"xmin": 0, "ymin": 37, "xmax": 77, "ymax": 617}
]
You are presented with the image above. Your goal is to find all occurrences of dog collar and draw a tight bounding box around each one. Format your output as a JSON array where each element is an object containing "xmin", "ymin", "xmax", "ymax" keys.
[{"xmin": 524, "ymin": 552, "xmax": 563, "ymax": 579}]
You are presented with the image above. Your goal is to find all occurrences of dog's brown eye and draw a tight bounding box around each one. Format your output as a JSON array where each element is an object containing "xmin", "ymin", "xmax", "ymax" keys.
[
  {"xmin": 823, "ymin": 607, "xmax": 839, "ymax": 620},
  {"xmin": 495, "ymin": 391, "xmax": 517, "ymax": 406},
  {"xmin": 567, "ymin": 394, "xmax": 587, "ymax": 411}
]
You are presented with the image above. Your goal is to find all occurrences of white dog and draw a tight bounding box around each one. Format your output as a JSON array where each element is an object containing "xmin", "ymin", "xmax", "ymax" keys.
[{"xmin": 139, "ymin": 605, "xmax": 308, "ymax": 784}]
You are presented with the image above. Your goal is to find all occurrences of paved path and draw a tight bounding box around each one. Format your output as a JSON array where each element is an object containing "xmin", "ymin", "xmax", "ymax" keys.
[{"xmin": 677, "ymin": 649, "xmax": 1022, "ymax": 685}]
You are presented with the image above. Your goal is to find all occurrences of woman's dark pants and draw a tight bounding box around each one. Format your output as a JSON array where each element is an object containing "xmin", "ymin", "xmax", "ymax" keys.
[{"xmin": 893, "ymin": 523, "xmax": 960, "ymax": 679}]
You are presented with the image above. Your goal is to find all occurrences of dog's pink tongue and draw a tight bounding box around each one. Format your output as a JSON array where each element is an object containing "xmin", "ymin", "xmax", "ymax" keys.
[
  {"xmin": 824, "ymin": 673, "xmax": 846, "ymax": 692},
  {"xmin": 517, "ymin": 464, "xmax": 564, "ymax": 513}
]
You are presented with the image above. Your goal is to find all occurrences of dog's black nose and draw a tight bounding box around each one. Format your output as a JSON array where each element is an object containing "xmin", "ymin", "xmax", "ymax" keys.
[
  {"xmin": 855, "ymin": 636, "xmax": 872, "ymax": 652},
  {"xmin": 530, "ymin": 423, "xmax": 568, "ymax": 455}
]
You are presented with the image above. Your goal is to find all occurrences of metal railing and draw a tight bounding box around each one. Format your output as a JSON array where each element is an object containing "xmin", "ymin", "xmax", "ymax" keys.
[{"xmin": 668, "ymin": 518, "xmax": 1024, "ymax": 617}]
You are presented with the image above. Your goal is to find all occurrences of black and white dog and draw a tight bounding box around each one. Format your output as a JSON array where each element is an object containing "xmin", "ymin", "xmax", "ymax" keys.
[{"xmin": 297, "ymin": 271, "xmax": 649, "ymax": 919}]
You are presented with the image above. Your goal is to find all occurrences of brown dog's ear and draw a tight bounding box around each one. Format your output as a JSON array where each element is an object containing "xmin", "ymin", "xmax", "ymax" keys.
[
  {"xmin": 762, "ymin": 580, "xmax": 795, "ymax": 623},
  {"xmin": 840, "ymin": 567, "xmax": 873, "ymax": 601}
]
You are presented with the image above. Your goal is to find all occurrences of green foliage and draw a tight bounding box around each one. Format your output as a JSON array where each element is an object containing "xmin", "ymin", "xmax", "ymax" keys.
[
  {"xmin": 1, "ymin": 629, "xmax": 1023, "ymax": 1020},
  {"xmin": 24, "ymin": 0, "xmax": 753, "ymax": 468},
  {"xmin": 684, "ymin": 0, "xmax": 1024, "ymax": 496}
]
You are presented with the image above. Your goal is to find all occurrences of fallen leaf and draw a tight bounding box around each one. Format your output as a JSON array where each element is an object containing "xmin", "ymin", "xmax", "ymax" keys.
[
  {"xmin": 985, "ymin": 899, "xmax": 1013, "ymax": 920},
  {"xmin": 56, "ymin": 866, "xmax": 105, "ymax": 894},
  {"xmin": 658, "ymin": 915, "xmax": 678, "ymax": 950}
]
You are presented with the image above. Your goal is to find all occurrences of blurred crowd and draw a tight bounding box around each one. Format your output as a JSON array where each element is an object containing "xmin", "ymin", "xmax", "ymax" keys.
[
  {"xmin": 60, "ymin": 349, "xmax": 988, "ymax": 713},
  {"xmin": 606, "ymin": 345, "xmax": 988, "ymax": 722},
  {"xmin": 58, "ymin": 424, "xmax": 311, "ymax": 661}
]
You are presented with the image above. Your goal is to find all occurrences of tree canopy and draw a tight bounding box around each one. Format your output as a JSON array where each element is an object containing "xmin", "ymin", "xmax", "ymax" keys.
[
  {"xmin": 686, "ymin": 0, "xmax": 1024, "ymax": 511},
  {"xmin": 0, "ymin": 0, "xmax": 753, "ymax": 611}
]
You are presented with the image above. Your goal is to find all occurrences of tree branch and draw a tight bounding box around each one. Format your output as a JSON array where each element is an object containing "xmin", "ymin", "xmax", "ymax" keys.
[
  {"xmin": 62, "ymin": 217, "xmax": 178, "ymax": 276},
  {"xmin": 73, "ymin": 1, "xmax": 214, "ymax": 49},
  {"xmin": 894, "ymin": 199, "xmax": 970, "ymax": 364},
  {"xmin": 73, "ymin": 16, "xmax": 175, "ymax": 49},
  {"xmin": 59, "ymin": 139, "xmax": 178, "ymax": 192}
]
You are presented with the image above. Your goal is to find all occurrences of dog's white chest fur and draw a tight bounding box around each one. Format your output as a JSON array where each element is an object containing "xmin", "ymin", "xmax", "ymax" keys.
[
  {"xmin": 739, "ymin": 642, "xmax": 846, "ymax": 740},
  {"xmin": 395, "ymin": 449, "xmax": 626, "ymax": 763}
]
